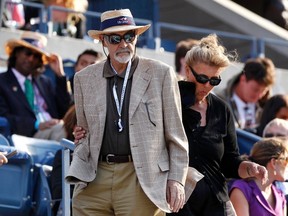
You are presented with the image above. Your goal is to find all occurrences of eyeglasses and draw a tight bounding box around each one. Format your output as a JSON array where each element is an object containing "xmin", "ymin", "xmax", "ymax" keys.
[
  {"xmin": 23, "ymin": 49, "xmax": 42, "ymax": 60},
  {"xmin": 104, "ymin": 31, "xmax": 136, "ymax": 45},
  {"xmin": 277, "ymin": 157, "xmax": 288, "ymax": 163},
  {"xmin": 189, "ymin": 66, "xmax": 221, "ymax": 86}
]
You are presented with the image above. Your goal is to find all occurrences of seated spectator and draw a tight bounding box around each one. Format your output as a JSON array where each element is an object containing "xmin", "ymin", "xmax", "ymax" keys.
[
  {"xmin": 257, "ymin": 94, "xmax": 288, "ymax": 136},
  {"xmin": 175, "ymin": 38, "xmax": 199, "ymax": 80},
  {"xmin": 0, "ymin": 31, "xmax": 72, "ymax": 140},
  {"xmin": 215, "ymin": 57, "xmax": 275, "ymax": 132},
  {"xmin": 2, "ymin": 0, "xmax": 25, "ymax": 29},
  {"xmin": 69, "ymin": 49, "xmax": 103, "ymax": 93},
  {"xmin": 42, "ymin": 0, "xmax": 88, "ymax": 38},
  {"xmin": 230, "ymin": 137, "xmax": 288, "ymax": 216},
  {"xmin": 263, "ymin": 118, "xmax": 288, "ymax": 138}
]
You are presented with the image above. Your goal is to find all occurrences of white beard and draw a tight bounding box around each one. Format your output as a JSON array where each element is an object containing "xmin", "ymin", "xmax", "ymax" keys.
[
  {"xmin": 115, "ymin": 55, "xmax": 131, "ymax": 64},
  {"xmin": 114, "ymin": 49, "xmax": 133, "ymax": 63}
]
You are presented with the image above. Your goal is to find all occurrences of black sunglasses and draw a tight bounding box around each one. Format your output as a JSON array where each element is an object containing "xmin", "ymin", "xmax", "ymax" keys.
[
  {"xmin": 104, "ymin": 31, "xmax": 136, "ymax": 45},
  {"xmin": 23, "ymin": 48, "xmax": 42, "ymax": 59},
  {"xmin": 189, "ymin": 66, "xmax": 221, "ymax": 86}
]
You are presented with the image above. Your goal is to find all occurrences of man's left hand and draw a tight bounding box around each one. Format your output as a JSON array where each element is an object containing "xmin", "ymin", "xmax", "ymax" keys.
[{"xmin": 166, "ymin": 180, "xmax": 185, "ymax": 213}]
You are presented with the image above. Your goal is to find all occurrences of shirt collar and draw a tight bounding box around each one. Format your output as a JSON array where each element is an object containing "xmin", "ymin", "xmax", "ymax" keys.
[
  {"xmin": 103, "ymin": 55, "xmax": 139, "ymax": 79},
  {"xmin": 11, "ymin": 68, "xmax": 32, "ymax": 91}
]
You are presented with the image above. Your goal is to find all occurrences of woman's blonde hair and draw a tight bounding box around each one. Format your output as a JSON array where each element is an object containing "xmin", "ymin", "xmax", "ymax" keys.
[{"xmin": 185, "ymin": 34, "xmax": 237, "ymax": 68}]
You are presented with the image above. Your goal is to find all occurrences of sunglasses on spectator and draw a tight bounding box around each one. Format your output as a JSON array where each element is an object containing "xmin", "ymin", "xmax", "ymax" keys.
[
  {"xmin": 104, "ymin": 31, "xmax": 136, "ymax": 45},
  {"xmin": 277, "ymin": 157, "xmax": 288, "ymax": 164},
  {"xmin": 23, "ymin": 48, "xmax": 42, "ymax": 59},
  {"xmin": 189, "ymin": 66, "xmax": 221, "ymax": 86}
]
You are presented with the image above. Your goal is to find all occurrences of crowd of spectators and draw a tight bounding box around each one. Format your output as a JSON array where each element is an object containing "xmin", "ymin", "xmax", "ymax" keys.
[{"xmin": 0, "ymin": 2, "xmax": 288, "ymax": 216}]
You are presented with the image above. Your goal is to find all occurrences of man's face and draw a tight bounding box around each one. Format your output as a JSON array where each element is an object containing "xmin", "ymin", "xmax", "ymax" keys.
[
  {"xmin": 102, "ymin": 30, "xmax": 137, "ymax": 64},
  {"xmin": 239, "ymin": 75, "xmax": 269, "ymax": 103},
  {"xmin": 14, "ymin": 48, "xmax": 42, "ymax": 76},
  {"xmin": 75, "ymin": 54, "xmax": 99, "ymax": 72}
]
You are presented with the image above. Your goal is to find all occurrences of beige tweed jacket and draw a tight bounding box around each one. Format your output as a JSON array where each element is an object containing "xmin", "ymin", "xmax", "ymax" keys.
[{"xmin": 66, "ymin": 56, "xmax": 203, "ymax": 212}]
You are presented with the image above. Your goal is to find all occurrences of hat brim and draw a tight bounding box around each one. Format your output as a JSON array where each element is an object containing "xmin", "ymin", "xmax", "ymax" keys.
[
  {"xmin": 88, "ymin": 24, "xmax": 151, "ymax": 40},
  {"xmin": 5, "ymin": 39, "xmax": 51, "ymax": 65}
]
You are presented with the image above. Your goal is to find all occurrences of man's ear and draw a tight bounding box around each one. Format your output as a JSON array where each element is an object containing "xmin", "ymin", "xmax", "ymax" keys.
[
  {"xmin": 240, "ymin": 73, "xmax": 247, "ymax": 83},
  {"xmin": 269, "ymin": 158, "xmax": 277, "ymax": 169},
  {"xmin": 100, "ymin": 36, "xmax": 107, "ymax": 47}
]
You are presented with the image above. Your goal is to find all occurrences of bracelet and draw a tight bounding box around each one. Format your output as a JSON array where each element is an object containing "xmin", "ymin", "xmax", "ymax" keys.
[{"xmin": 34, "ymin": 120, "xmax": 40, "ymax": 130}]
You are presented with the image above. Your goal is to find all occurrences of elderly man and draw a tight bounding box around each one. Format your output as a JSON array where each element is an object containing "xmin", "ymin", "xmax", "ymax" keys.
[
  {"xmin": 0, "ymin": 31, "xmax": 71, "ymax": 139},
  {"xmin": 66, "ymin": 8, "xmax": 201, "ymax": 216}
]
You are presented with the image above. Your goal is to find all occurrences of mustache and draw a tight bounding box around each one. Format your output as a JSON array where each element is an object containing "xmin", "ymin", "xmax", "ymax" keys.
[{"xmin": 115, "ymin": 48, "xmax": 131, "ymax": 55}]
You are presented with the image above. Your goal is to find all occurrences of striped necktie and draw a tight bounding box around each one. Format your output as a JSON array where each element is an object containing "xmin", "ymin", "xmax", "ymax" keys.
[{"xmin": 24, "ymin": 78, "xmax": 34, "ymax": 110}]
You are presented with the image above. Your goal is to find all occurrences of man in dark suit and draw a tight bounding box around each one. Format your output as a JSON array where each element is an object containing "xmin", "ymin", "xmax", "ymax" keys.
[{"xmin": 0, "ymin": 31, "xmax": 72, "ymax": 139}]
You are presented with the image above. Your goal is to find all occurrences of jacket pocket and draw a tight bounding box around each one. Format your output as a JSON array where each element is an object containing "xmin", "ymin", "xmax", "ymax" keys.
[
  {"xmin": 145, "ymin": 102, "xmax": 156, "ymax": 127},
  {"xmin": 158, "ymin": 160, "xmax": 169, "ymax": 172}
]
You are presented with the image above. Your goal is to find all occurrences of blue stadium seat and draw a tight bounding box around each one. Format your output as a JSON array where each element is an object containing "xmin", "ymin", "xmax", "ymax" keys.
[
  {"xmin": 0, "ymin": 134, "xmax": 10, "ymax": 146},
  {"xmin": 11, "ymin": 134, "xmax": 63, "ymax": 165},
  {"xmin": 0, "ymin": 116, "xmax": 11, "ymax": 138},
  {"xmin": 236, "ymin": 128, "xmax": 261, "ymax": 155},
  {"xmin": 0, "ymin": 146, "xmax": 34, "ymax": 216}
]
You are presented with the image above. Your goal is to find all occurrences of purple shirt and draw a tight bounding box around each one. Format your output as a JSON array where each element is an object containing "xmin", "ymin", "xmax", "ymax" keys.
[{"xmin": 230, "ymin": 179, "xmax": 286, "ymax": 216}]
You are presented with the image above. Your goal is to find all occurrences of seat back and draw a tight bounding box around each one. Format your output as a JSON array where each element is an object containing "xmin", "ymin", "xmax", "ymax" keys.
[
  {"xmin": 11, "ymin": 134, "xmax": 63, "ymax": 165},
  {"xmin": 0, "ymin": 134, "xmax": 10, "ymax": 146},
  {"xmin": 0, "ymin": 146, "xmax": 33, "ymax": 216},
  {"xmin": 236, "ymin": 128, "xmax": 261, "ymax": 155},
  {"xmin": 0, "ymin": 116, "xmax": 11, "ymax": 138}
]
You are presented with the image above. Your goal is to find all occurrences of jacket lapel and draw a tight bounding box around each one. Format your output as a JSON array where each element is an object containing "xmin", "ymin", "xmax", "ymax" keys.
[
  {"xmin": 92, "ymin": 65, "xmax": 107, "ymax": 129},
  {"xmin": 129, "ymin": 59, "xmax": 152, "ymax": 119},
  {"xmin": 7, "ymin": 70, "xmax": 34, "ymax": 113}
]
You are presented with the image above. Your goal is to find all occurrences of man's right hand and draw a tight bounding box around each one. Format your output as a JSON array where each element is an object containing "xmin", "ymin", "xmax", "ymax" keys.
[{"xmin": 73, "ymin": 126, "xmax": 86, "ymax": 144}]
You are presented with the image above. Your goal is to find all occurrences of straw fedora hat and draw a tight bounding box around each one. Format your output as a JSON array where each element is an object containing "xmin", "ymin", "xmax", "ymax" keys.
[
  {"xmin": 5, "ymin": 31, "xmax": 51, "ymax": 65},
  {"xmin": 88, "ymin": 9, "xmax": 151, "ymax": 40}
]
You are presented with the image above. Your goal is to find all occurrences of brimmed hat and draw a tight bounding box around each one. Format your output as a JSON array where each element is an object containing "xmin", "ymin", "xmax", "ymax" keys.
[
  {"xmin": 5, "ymin": 31, "xmax": 51, "ymax": 64},
  {"xmin": 88, "ymin": 9, "xmax": 151, "ymax": 40}
]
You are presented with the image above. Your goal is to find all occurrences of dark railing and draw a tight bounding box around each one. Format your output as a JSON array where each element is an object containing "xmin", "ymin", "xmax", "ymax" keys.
[{"xmin": 155, "ymin": 21, "xmax": 259, "ymax": 57}]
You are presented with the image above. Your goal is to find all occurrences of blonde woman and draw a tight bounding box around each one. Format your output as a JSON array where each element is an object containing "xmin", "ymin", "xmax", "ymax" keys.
[
  {"xmin": 230, "ymin": 138, "xmax": 288, "ymax": 216},
  {"xmin": 168, "ymin": 34, "xmax": 268, "ymax": 216}
]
